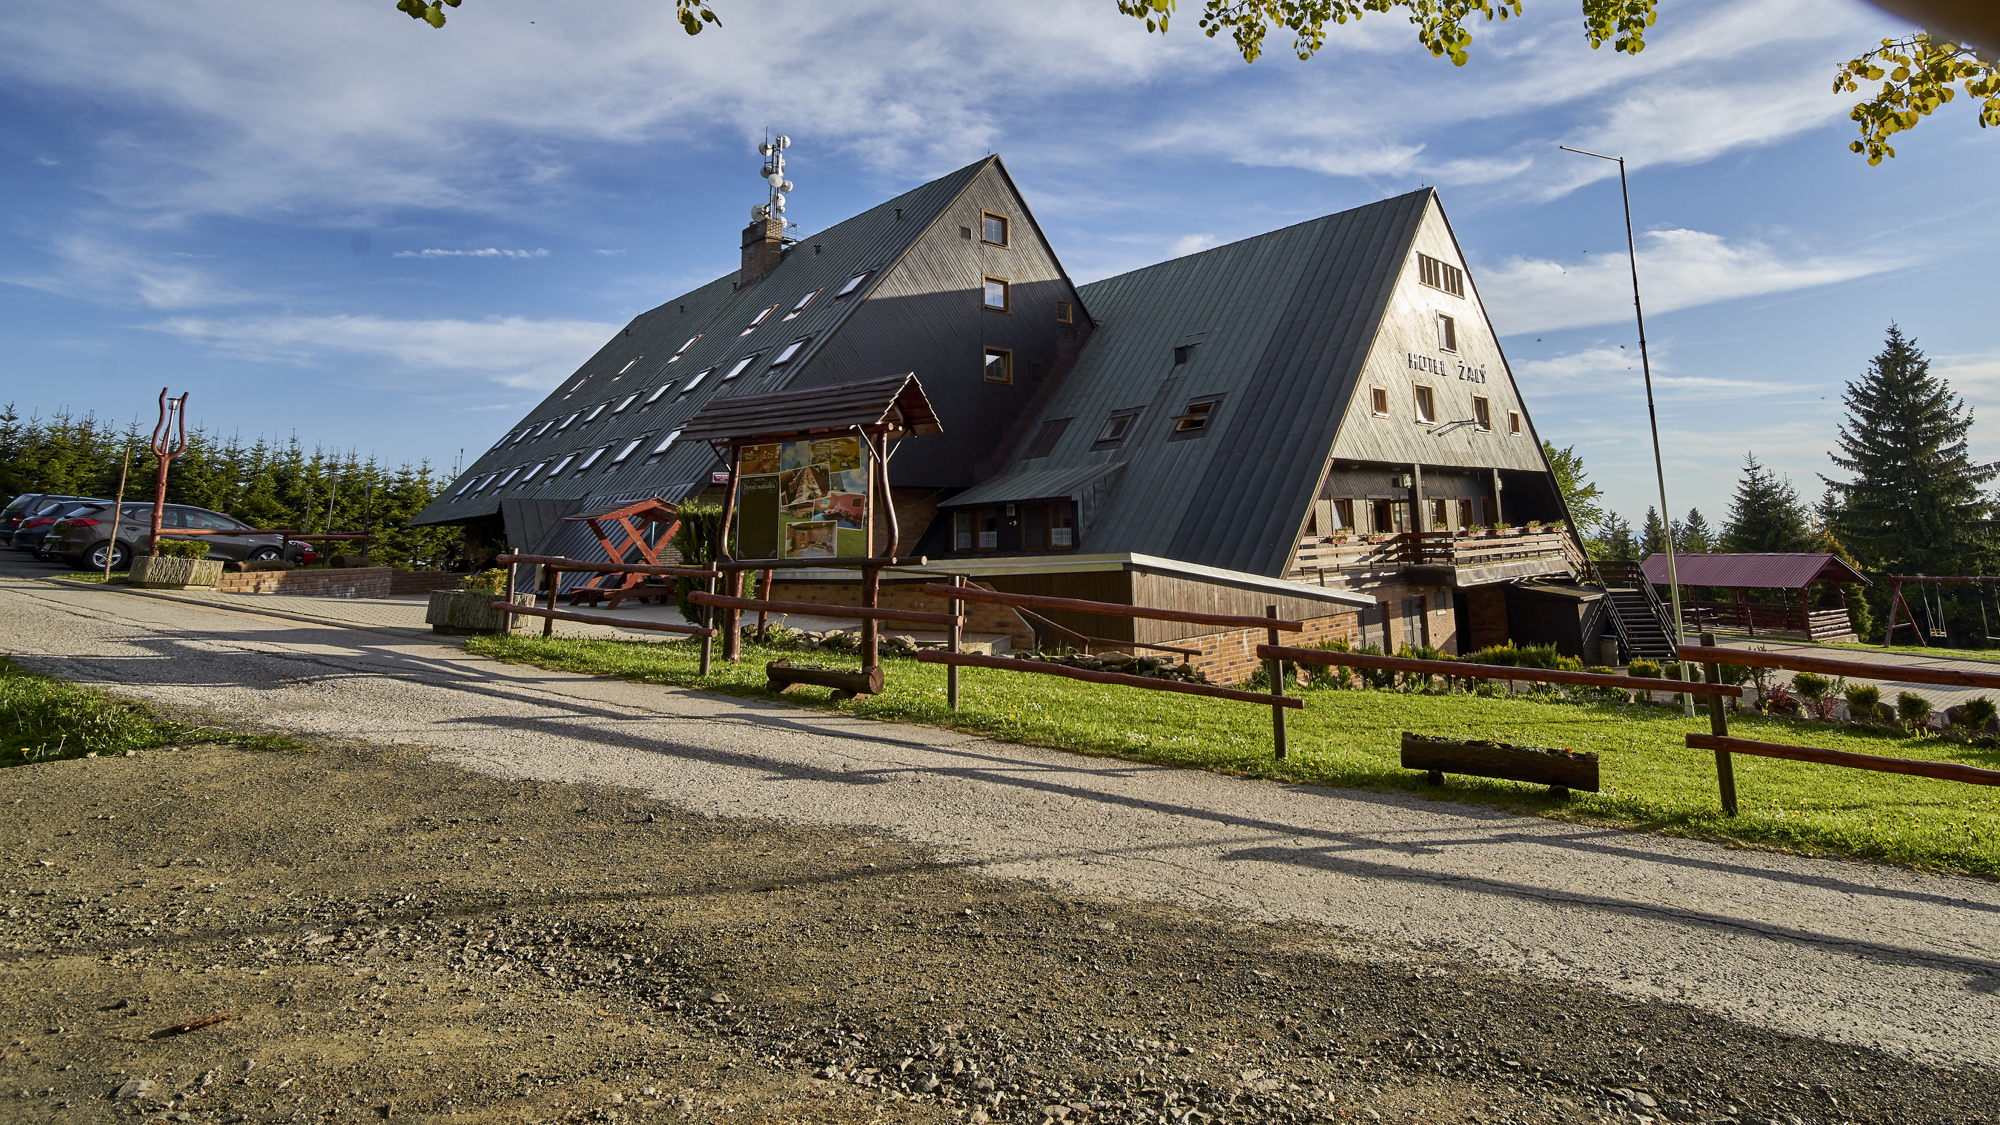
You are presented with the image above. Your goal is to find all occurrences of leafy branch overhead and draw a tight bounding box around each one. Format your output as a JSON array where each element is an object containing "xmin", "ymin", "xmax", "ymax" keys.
[
  {"xmin": 1834, "ymin": 32, "xmax": 1999, "ymax": 164},
  {"xmin": 395, "ymin": 0, "xmax": 719, "ymax": 34}
]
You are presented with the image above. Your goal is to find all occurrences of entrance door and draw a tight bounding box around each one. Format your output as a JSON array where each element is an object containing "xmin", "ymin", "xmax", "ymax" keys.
[{"xmin": 1401, "ymin": 596, "xmax": 1429, "ymax": 651}]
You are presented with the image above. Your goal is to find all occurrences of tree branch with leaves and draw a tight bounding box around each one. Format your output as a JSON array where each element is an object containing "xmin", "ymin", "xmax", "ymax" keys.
[{"xmin": 1834, "ymin": 32, "xmax": 1998, "ymax": 164}]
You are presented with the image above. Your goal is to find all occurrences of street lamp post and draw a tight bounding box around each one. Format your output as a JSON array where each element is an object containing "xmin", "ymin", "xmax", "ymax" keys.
[{"xmin": 1559, "ymin": 146, "xmax": 1691, "ymax": 714}]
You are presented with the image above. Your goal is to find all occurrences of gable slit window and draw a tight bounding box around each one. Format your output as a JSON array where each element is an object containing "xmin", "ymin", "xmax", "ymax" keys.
[
  {"xmin": 983, "ymin": 347, "xmax": 1013, "ymax": 384},
  {"xmin": 982, "ymin": 276, "xmax": 1010, "ymax": 312},
  {"xmin": 981, "ymin": 212, "xmax": 1009, "ymax": 247},
  {"xmin": 1413, "ymin": 386, "xmax": 1437, "ymax": 425},
  {"xmin": 1417, "ymin": 252, "xmax": 1466, "ymax": 297}
]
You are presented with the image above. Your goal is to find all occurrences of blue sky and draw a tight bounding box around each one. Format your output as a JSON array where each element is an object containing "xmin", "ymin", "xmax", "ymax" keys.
[{"xmin": 2, "ymin": 0, "xmax": 1995, "ymax": 529}]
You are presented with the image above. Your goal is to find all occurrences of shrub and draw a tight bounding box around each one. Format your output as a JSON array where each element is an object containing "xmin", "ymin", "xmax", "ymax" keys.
[
  {"xmin": 1791, "ymin": 671, "xmax": 1831, "ymax": 701},
  {"xmin": 1897, "ymin": 691, "xmax": 1933, "ymax": 731},
  {"xmin": 671, "ymin": 502, "xmax": 723, "ymax": 625},
  {"xmin": 1627, "ymin": 659, "xmax": 1661, "ymax": 678},
  {"xmin": 1844, "ymin": 683, "xmax": 1882, "ymax": 722},
  {"xmin": 151, "ymin": 538, "xmax": 211, "ymax": 560},
  {"xmin": 458, "ymin": 568, "xmax": 507, "ymax": 595},
  {"xmin": 1762, "ymin": 682, "xmax": 1799, "ymax": 716},
  {"xmin": 1963, "ymin": 696, "xmax": 1998, "ymax": 733},
  {"xmin": 1555, "ymin": 654, "xmax": 1584, "ymax": 672},
  {"xmin": 1584, "ymin": 665, "xmax": 1613, "ymax": 676},
  {"xmin": 1305, "ymin": 637, "xmax": 1353, "ymax": 690},
  {"xmin": 1355, "ymin": 644, "xmax": 1395, "ymax": 690}
]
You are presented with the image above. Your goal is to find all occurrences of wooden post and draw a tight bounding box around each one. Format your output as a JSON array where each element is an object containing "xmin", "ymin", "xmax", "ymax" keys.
[
  {"xmin": 1701, "ymin": 631, "xmax": 1737, "ymax": 817},
  {"xmin": 718, "ymin": 448, "xmax": 743, "ymax": 664},
  {"xmin": 699, "ymin": 575, "xmax": 714, "ymax": 676},
  {"xmin": 503, "ymin": 559, "xmax": 517, "ymax": 635},
  {"xmin": 104, "ymin": 447, "xmax": 131, "ymax": 580},
  {"xmin": 948, "ymin": 575, "xmax": 964, "ymax": 710},
  {"xmin": 543, "ymin": 566, "xmax": 559, "ymax": 637},
  {"xmin": 861, "ymin": 565, "xmax": 882, "ymax": 677},
  {"xmin": 1883, "ymin": 578, "xmax": 1902, "ymax": 647},
  {"xmin": 756, "ymin": 566, "xmax": 774, "ymax": 642},
  {"xmin": 1267, "ymin": 605, "xmax": 1288, "ymax": 760}
]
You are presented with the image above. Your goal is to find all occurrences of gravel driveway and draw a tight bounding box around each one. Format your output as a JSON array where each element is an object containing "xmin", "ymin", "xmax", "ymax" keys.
[{"xmin": 5, "ymin": 573, "xmax": 1998, "ymax": 1077}]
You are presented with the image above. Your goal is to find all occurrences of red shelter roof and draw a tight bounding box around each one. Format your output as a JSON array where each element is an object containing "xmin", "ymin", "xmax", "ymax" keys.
[{"xmin": 1640, "ymin": 553, "xmax": 1868, "ymax": 590}]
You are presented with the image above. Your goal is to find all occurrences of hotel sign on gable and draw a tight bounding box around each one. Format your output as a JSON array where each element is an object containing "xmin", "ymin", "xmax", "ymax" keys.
[{"xmin": 1408, "ymin": 352, "xmax": 1486, "ymax": 384}]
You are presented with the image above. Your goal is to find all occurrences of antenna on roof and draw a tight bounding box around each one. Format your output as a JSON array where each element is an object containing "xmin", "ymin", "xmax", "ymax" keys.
[{"xmin": 753, "ymin": 130, "xmax": 795, "ymax": 227}]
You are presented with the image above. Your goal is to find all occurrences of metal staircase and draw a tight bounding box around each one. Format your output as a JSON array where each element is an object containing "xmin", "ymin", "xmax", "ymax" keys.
[{"xmin": 1591, "ymin": 560, "xmax": 1678, "ymax": 662}]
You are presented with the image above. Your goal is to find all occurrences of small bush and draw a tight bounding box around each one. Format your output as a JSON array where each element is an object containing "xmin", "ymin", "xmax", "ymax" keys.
[
  {"xmin": 151, "ymin": 538, "xmax": 211, "ymax": 560},
  {"xmin": 458, "ymin": 568, "xmax": 507, "ymax": 595},
  {"xmin": 1762, "ymin": 682, "xmax": 1800, "ymax": 716},
  {"xmin": 1627, "ymin": 659, "xmax": 1661, "ymax": 678},
  {"xmin": 1584, "ymin": 665, "xmax": 1614, "ymax": 676},
  {"xmin": 1898, "ymin": 691, "xmax": 1933, "ymax": 731},
  {"xmin": 1844, "ymin": 682, "xmax": 1882, "ymax": 721},
  {"xmin": 1791, "ymin": 672, "xmax": 1832, "ymax": 701},
  {"xmin": 1963, "ymin": 696, "xmax": 1998, "ymax": 732},
  {"xmin": 1555, "ymin": 654, "xmax": 1584, "ymax": 672},
  {"xmin": 1355, "ymin": 644, "xmax": 1395, "ymax": 691}
]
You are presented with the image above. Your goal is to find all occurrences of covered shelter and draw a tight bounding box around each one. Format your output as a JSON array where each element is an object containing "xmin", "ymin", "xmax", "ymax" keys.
[{"xmin": 1640, "ymin": 553, "xmax": 1868, "ymax": 641}]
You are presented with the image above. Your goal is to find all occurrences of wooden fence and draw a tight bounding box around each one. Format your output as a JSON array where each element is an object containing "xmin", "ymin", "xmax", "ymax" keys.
[{"xmin": 1677, "ymin": 636, "xmax": 2000, "ymax": 815}]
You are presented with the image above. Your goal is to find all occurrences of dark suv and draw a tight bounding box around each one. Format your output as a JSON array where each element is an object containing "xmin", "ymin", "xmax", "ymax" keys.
[
  {"xmin": 43, "ymin": 503, "xmax": 306, "ymax": 571},
  {"xmin": 4, "ymin": 494, "xmax": 107, "ymax": 546}
]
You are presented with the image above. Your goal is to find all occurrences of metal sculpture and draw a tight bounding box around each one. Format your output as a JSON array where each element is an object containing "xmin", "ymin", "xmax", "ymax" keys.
[{"xmin": 148, "ymin": 389, "xmax": 189, "ymax": 553}]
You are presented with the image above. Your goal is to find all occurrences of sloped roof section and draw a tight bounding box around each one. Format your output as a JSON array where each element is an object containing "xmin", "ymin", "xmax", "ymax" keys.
[
  {"xmin": 1641, "ymin": 553, "xmax": 1869, "ymax": 589},
  {"xmin": 678, "ymin": 374, "xmax": 940, "ymax": 445},
  {"xmin": 946, "ymin": 462, "xmax": 1124, "ymax": 508},
  {"xmin": 948, "ymin": 189, "xmax": 1433, "ymax": 577}
]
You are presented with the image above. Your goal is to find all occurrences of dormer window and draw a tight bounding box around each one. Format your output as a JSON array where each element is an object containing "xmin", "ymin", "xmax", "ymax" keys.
[
  {"xmin": 678, "ymin": 367, "xmax": 713, "ymax": 395},
  {"xmin": 1418, "ymin": 252, "xmax": 1466, "ymax": 297},
  {"xmin": 981, "ymin": 212, "xmax": 1009, "ymax": 247},
  {"xmin": 770, "ymin": 337, "xmax": 810, "ymax": 367},
  {"xmin": 741, "ymin": 305, "xmax": 778, "ymax": 335},
  {"xmin": 723, "ymin": 351, "xmax": 764, "ymax": 380},
  {"xmin": 834, "ymin": 270, "xmax": 871, "ymax": 298},
  {"xmin": 615, "ymin": 357, "xmax": 642, "ymax": 377},
  {"xmin": 783, "ymin": 289, "xmax": 822, "ymax": 320}
]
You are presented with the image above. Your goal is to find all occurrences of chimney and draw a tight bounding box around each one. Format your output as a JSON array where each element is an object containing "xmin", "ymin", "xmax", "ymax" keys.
[{"xmin": 741, "ymin": 215, "xmax": 786, "ymax": 285}]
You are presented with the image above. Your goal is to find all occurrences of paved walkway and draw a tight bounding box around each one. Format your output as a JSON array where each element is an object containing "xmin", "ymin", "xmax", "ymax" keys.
[
  {"xmin": 5, "ymin": 573, "xmax": 1999, "ymax": 1069},
  {"xmin": 1717, "ymin": 636, "xmax": 2000, "ymax": 714}
]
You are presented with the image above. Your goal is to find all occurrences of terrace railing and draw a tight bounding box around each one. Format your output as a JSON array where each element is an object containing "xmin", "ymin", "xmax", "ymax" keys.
[
  {"xmin": 1288, "ymin": 527, "xmax": 1583, "ymax": 586},
  {"xmin": 1682, "ymin": 600, "xmax": 1853, "ymax": 641}
]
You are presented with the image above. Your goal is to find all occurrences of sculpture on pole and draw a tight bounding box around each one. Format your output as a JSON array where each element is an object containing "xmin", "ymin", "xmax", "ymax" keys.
[{"xmin": 148, "ymin": 389, "xmax": 189, "ymax": 554}]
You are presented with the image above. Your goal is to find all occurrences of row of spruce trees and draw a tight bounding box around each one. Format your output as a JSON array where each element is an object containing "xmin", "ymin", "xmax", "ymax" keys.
[
  {"xmin": 0, "ymin": 406, "xmax": 463, "ymax": 570},
  {"xmin": 1549, "ymin": 326, "xmax": 1998, "ymax": 647}
]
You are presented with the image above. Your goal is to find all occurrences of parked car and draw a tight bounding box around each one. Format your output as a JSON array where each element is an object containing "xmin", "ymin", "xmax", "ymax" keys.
[
  {"xmin": 4, "ymin": 494, "xmax": 106, "ymax": 546},
  {"xmin": 17, "ymin": 501, "xmax": 112, "ymax": 556},
  {"xmin": 43, "ymin": 503, "xmax": 306, "ymax": 571}
]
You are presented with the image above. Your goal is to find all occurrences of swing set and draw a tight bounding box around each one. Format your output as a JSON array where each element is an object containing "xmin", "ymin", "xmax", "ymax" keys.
[{"xmin": 1882, "ymin": 574, "xmax": 2000, "ymax": 647}]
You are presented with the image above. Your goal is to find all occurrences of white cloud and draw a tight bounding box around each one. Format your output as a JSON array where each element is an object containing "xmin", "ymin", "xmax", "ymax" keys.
[
  {"xmin": 1481, "ymin": 229, "xmax": 1903, "ymax": 335},
  {"xmin": 393, "ymin": 248, "xmax": 550, "ymax": 259},
  {"xmin": 1169, "ymin": 233, "xmax": 1219, "ymax": 257},
  {"xmin": 3, "ymin": 233, "xmax": 253, "ymax": 309},
  {"xmin": 147, "ymin": 314, "xmax": 618, "ymax": 391}
]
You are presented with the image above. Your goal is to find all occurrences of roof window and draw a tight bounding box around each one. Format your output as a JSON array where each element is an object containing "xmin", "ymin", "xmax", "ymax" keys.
[
  {"xmin": 644, "ymin": 429, "xmax": 682, "ymax": 465},
  {"xmin": 783, "ymin": 289, "xmax": 822, "ymax": 320},
  {"xmin": 723, "ymin": 351, "xmax": 765, "ymax": 380},
  {"xmin": 1418, "ymin": 252, "xmax": 1466, "ymax": 297},
  {"xmin": 1170, "ymin": 395, "xmax": 1224, "ymax": 439},
  {"xmin": 668, "ymin": 335, "xmax": 700, "ymax": 362},
  {"xmin": 835, "ymin": 270, "xmax": 871, "ymax": 298},
  {"xmin": 615, "ymin": 357, "xmax": 642, "ymax": 376},
  {"xmin": 981, "ymin": 212, "xmax": 1009, "ymax": 247},
  {"xmin": 493, "ymin": 467, "xmax": 523, "ymax": 489},
  {"xmin": 770, "ymin": 337, "xmax": 811, "ymax": 367},
  {"xmin": 641, "ymin": 383, "xmax": 674, "ymax": 408},
  {"xmin": 581, "ymin": 402, "xmax": 609, "ymax": 423},
  {"xmin": 740, "ymin": 304, "xmax": 778, "ymax": 335},
  {"xmin": 573, "ymin": 444, "xmax": 613, "ymax": 473},
  {"xmin": 528, "ymin": 419, "xmax": 554, "ymax": 439},
  {"xmin": 546, "ymin": 450, "xmax": 580, "ymax": 476},
  {"xmin": 1094, "ymin": 410, "xmax": 1140, "ymax": 448},
  {"xmin": 1022, "ymin": 417, "xmax": 1071, "ymax": 459},
  {"xmin": 491, "ymin": 431, "xmax": 517, "ymax": 450},
  {"xmin": 678, "ymin": 367, "xmax": 713, "ymax": 395},
  {"xmin": 982, "ymin": 276, "xmax": 1010, "ymax": 312},
  {"xmin": 607, "ymin": 433, "xmax": 650, "ymax": 470},
  {"xmin": 516, "ymin": 461, "xmax": 548, "ymax": 488},
  {"xmin": 554, "ymin": 411, "xmax": 580, "ymax": 432},
  {"xmin": 611, "ymin": 393, "xmax": 640, "ymax": 414},
  {"xmin": 562, "ymin": 378, "xmax": 587, "ymax": 397}
]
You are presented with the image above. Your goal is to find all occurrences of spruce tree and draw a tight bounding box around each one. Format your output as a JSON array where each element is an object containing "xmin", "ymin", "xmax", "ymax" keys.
[
  {"xmin": 1597, "ymin": 513, "xmax": 1637, "ymax": 561},
  {"xmin": 1681, "ymin": 508, "xmax": 1714, "ymax": 553},
  {"xmin": 1722, "ymin": 453, "xmax": 1813, "ymax": 553},
  {"xmin": 1822, "ymin": 324, "xmax": 1998, "ymax": 578},
  {"xmin": 1641, "ymin": 506, "xmax": 1668, "ymax": 556}
]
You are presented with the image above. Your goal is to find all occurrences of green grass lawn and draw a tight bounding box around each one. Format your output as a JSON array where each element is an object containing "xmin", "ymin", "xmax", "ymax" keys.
[
  {"xmin": 1, "ymin": 656, "xmax": 293, "ymax": 767},
  {"xmin": 463, "ymin": 634, "xmax": 2000, "ymax": 878}
]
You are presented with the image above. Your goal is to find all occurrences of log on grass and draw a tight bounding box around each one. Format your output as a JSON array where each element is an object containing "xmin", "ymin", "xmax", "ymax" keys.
[
  {"xmin": 1400, "ymin": 733, "xmax": 1600, "ymax": 792},
  {"xmin": 917, "ymin": 650, "xmax": 1303, "ymax": 708},
  {"xmin": 1686, "ymin": 733, "xmax": 2000, "ymax": 786},
  {"xmin": 766, "ymin": 659, "xmax": 885, "ymax": 699}
]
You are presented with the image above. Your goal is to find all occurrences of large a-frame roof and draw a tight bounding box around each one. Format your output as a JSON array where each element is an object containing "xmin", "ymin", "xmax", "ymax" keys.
[
  {"xmin": 941, "ymin": 189, "xmax": 1435, "ymax": 577},
  {"xmin": 412, "ymin": 158, "xmax": 998, "ymax": 528}
]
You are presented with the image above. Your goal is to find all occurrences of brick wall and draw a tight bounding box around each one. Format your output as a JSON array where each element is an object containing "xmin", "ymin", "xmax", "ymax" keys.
[
  {"xmin": 213, "ymin": 567, "xmax": 393, "ymax": 598},
  {"xmin": 1160, "ymin": 612, "xmax": 1361, "ymax": 687},
  {"xmin": 391, "ymin": 571, "xmax": 467, "ymax": 596}
]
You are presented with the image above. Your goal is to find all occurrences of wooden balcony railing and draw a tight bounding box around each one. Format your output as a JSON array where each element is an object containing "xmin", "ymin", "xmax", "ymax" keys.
[
  {"xmin": 1683, "ymin": 601, "xmax": 1853, "ymax": 640},
  {"xmin": 1288, "ymin": 527, "xmax": 1584, "ymax": 585}
]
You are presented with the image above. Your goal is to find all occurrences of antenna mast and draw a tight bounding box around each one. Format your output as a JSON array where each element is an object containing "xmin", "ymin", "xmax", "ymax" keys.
[{"xmin": 753, "ymin": 132, "xmax": 794, "ymax": 228}]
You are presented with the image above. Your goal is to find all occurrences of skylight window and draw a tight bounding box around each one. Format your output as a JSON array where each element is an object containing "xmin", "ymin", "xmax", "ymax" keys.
[
  {"xmin": 563, "ymin": 378, "xmax": 587, "ymax": 397},
  {"xmin": 723, "ymin": 352, "xmax": 764, "ymax": 380},
  {"xmin": 453, "ymin": 474, "xmax": 480, "ymax": 497},
  {"xmin": 574, "ymin": 444, "xmax": 613, "ymax": 473},
  {"xmin": 529, "ymin": 419, "xmax": 554, "ymax": 439},
  {"xmin": 668, "ymin": 335, "xmax": 700, "ymax": 362},
  {"xmin": 555, "ymin": 411, "xmax": 580, "ymax": 432},
  {"xmin": 516, "ymin": 461, "xmax": 548, "ymax": 487},
  {"xmin": 611, "ymin": 393, "xmax": 640, "ymax": 414},
  {"xmin": 1095, "ymin": 410, "xmax": 1139, "ymax": 445},
  {"xmin": 644, "ymin": 429, "xmax": 682, "ymax": 464},
  {"xmin": 494, "ymin": 467, "xmax": 523, "ymax": 488},
  {"xmin": 982, "ymin": 276, "xmax": 1010, "ymax": 312},
  {"xmin": 492, "ymin": 431, "xmax": 518, "ymax": 450},
  {"xmin": 616, "ymin": 357, "xmax": 642, "ymax": 376},
  {"xmin": 508, "ymin": 429, "xmax": 530, "ymax": 445},
  {"xmin": 546, "ymin": 451, "xmax": 580, "ymax": 476},
  {"xmin": 679, "ymin": 368, "xmax": 713, "ymax": 395},
  {"xmin": 641, "ymin": 383, "xmax": 674, "ymax": 408},
  {"xmin": 740, "ymin": 305, "xmax": 778, "ymax": 335},
  {"xmin": 608, "ymin": 434, "xmax": 650, "ymax": 468},
  {"xmin": 770, "ymin": 337, "xmax": 810, "ymax": 367},
  {"xmin": 1173, "ymin": 400, "xmax": 1216, "ymax": 432},
  {"xmin": 834, "ymin": 270, "xmax": 870, "ymax": 298},
  {"xmin": 581, "ymin": 402, "xmax": 608, "ymax": 423},
  {"xmin": 783, "ymin": 289, "xmax": 821, "ymax": 320}
]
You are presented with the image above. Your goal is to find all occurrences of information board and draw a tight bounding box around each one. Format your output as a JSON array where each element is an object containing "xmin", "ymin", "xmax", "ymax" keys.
[{"xmin": 732, "ymin": 435, "xmax": 870, "ymax": 559}]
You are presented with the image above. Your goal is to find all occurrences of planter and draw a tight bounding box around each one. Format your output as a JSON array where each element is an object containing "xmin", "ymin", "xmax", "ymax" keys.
[
  {"xmin": 1400, "ymin": 732, "xmax": 1599, "ymax": 795},
  {"xmin": 426, "ymin": 589, "xmax": 537, "ymax": 636},
  {"xmin": 130, "ymin": 555, "xmax": 226, "ymax": 589}
]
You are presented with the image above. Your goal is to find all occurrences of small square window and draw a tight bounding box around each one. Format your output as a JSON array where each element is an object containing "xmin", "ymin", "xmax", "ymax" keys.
[
  {"xmin": 960, "ymin": 226, "xmax": 973, "ymax": 240},
  {"xmin": 982, "ymin": 276, "xmax": 1010, "ymax": 312},
  {"xmin": 983, "ymin": 347, "xmax": 1013, "ymax": 384},
  {"xmin": 1056, "ymin": 301, "xmax": 1073, "ymax": 324},
  {"xmin": 1414, "ymin": 386, "xmax": 1437, "ymax": 424},
  {"xmin": 1472, "ymin": 396, "xmax": 1492, "ymax": 431},
  {"xmin": 1172, "ymin": 398, "xmax": 1220, "ymax": 435},
  {"xmin": 1438, "ymin": 314, "xmax": 1458, "ymax": 353},
  {"xmin": 1173, "ymin": 345, "xmax": 1195, "ymax": 365},
  {"xmin": 1508, "ymin": 410, "xmax": 1523, "ymax": 435},
  {"xmin": 835, "ymin": 270, "xmax": 871, "ymax": 298},
  {"xmin": 982, "ymin": 212, "xmax": 1009, "ymax": 246},
  {"xmin": 1370, "ymin": 387, "xmax": 1390, "ymax": 417},
  {"xmin": 953, "ymin": 511, "xmax": 973, "ymax": 551},
  {"xmin": 1096, "ymin": 411, "xmax": 1139, "ymax": 445}
]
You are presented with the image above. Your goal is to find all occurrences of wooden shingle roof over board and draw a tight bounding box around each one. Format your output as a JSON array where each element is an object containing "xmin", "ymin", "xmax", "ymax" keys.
[{"xmin": 678, "ymin": 374, "xmax": 941, "ymax": 445}]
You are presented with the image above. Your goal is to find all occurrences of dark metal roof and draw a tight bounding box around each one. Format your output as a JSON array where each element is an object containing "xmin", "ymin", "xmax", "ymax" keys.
[
  {"xmin": 1641, "ymin": 553, "xmax": 1869, "ymax": 589},
  {"xmin": 565, "ymin": 498, "xmax": 679, "ymax": 523},
  {"xmin": 498, "ymin": 498, "xmax": 584, "ymax": 552},
  {"xmin": 943, "ymin": 190, "xmax": 1434, "ymax": 577},
  {"xmin": 410, "ymin": 159, "xmax": 994, "ymax": 528},
  {"xmin": 946, "ymin": 462, "xmax": 1124, "ymax": 507},
  {"xmin": 677, "ymin": 374, "xmax": 941, "ymax": 445}
]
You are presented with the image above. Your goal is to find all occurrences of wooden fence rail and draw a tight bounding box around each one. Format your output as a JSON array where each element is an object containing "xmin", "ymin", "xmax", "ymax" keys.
[
  {"xmin": 496, "ymin": 552, "xmax": 718, "ymax": 579},
  {"xmin": 918, "ymin": 582, "xmax": 1304, "ymax": 632},
  {"xmin": 1673, "ymin": 643, "xmax": 2000, "ymax": 692},
  {"xmin": 915, "ymin": 651, "xmax": 1304, "ymax": 709},
  {"xmin": 490, "ymin": 602, "xmax": 715, "ymax": 638},
  {"xmin": 1685, "ymin": 734, "xmax": 2000, "ymax": 787},
  {"xmin": 1256, "ymin": 645, "xmax": 1743, "ymax": 698},
  {"xmin": 687, "ymin": 590, "xmax": 961, "ymax": 628}
]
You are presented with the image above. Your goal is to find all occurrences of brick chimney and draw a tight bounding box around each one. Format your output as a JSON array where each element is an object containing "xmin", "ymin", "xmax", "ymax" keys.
[{"xmin": 741, "ymin": 216, "xmax": 786, "ymax": 285}]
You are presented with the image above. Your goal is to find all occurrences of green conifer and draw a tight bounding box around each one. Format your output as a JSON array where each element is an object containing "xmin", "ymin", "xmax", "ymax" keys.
[{"xmin": 1722, "ymin": 453, "xmax": 1813, "ymax": 553}]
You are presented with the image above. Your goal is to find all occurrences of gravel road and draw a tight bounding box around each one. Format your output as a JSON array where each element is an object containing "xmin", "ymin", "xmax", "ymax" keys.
[{"xmin": 4, "ymin": 574, "xmax": 1999, "ymax": 1091}]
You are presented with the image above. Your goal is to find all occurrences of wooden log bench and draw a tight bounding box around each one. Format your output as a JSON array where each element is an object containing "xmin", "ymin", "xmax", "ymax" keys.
[
  {"xmin": 1400, "ymin": 733, "xmax": 1600, "ymax": 797},
  {"xmin": 765, "ymin": 659, "xmax": 886, "ymax": 701}
]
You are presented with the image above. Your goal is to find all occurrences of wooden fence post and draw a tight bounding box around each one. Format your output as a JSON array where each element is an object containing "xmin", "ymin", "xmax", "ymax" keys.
[
  {"xmin": 699, "ymin": 575, "xmax": 714, "ymax": 677},
  {"xmin": 543, "ymin": 565, "xmax": 559, "ymax": 638},
  {"xmin": 756, "ymin": 566, "xmax": 774, "ymax": 643},
  {"xmin": 861, "ymin": 565, "xmax": 882, "ymax": 679},
  {"xmin": 948, "ymin": 574, "xmax": 963, "ymax": 710},
  {"xmin": 1267, "ymin": 605, "xmax": 1288, "ymax": 759},
  {"xmin": 1701, "ymin": 630, "xmax": 1737, "ymax": 816}
]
